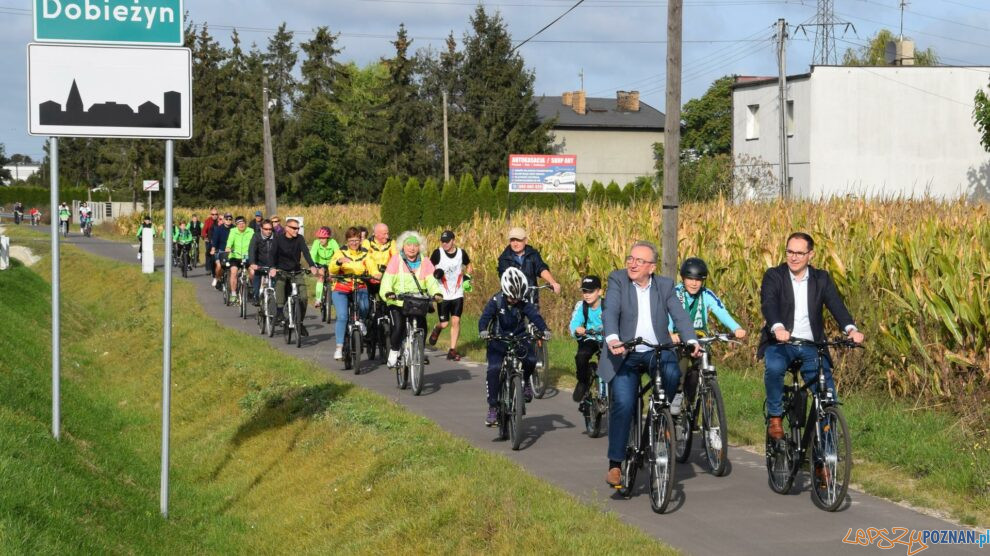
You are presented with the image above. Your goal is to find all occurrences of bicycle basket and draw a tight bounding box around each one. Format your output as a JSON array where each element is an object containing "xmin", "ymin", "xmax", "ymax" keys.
[{"xmin": 400, "ymin": 294, "xmax": 431, "ymax": 317}]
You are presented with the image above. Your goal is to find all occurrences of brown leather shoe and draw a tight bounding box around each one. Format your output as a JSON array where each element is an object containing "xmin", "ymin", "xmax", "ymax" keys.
[
  {"xmin": 606, "ymin": 467, "xmax": 622, "ymax": 487},
  {"xmin": 768, "ymin": 416, "xmax": 784, "ymax": 440},
  {"xmin": 814, "ymin": 464, "xmax": 831, "ymax": 489}
]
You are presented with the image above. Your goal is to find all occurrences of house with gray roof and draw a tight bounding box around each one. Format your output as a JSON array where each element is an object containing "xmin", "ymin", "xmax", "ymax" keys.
[{"xmin": 536, "ymin": 90, "xmax": 665, "ymax": 187}]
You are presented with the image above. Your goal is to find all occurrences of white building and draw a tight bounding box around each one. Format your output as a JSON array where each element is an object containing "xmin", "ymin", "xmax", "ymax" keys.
[
  {"xmin": 537, "ymin": 90, "xmax": 664, "ymax": 187},
  {"xmin": 2, "ymin": 164, "xmax": 41, "ymax": 184},
  {"xmin": 732, "ymin": 66, "xmax": 990, "ymax": 200}
]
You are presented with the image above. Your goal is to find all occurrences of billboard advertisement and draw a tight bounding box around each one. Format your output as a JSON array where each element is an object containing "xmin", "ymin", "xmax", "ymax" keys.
[{"xmin": 508, "ymin": 154, "xmax": 577, "ymax": 194}]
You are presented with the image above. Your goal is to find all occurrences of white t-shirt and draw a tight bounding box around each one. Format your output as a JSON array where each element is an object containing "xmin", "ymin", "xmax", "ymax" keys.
[{"xmin": 430, "ymin": 247, "xmax": 470, "ymax": 301}]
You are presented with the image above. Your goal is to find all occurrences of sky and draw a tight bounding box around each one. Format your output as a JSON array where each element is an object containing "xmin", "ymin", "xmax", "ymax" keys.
[{"xmin": 4, "ymin": 0, "xmax": 990, "ymax": 161}]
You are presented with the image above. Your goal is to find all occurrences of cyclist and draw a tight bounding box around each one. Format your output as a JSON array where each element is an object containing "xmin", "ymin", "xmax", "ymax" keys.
[
  {"xmin": 210, "ymin": 213, "xmax": 233, "ymax": 290},
  {"xmin": 174, "ymin": 220, "xmax": 194, "ymax": 269},
  {"xmin": 667, "ymin": 257, "xmax": 747, "ymax": 415},
  {"xmin": 250, "ymin": 210, "xmax": 264, "ymax": 234},
  {"xmin": 311, "ymin": 226, "xmax": 341, "ymax": 310},
  {"xmin": 760, "ymin": 232, "xmax": 863, "ymax": 442},
  {"xmin": 78, "ymin": 202, "xmax": 92, "ymax": 233},
  {"xmin": 328, "ymin": 227, "xmax": 376, "ymax": 360},
  {"xmin": 496, "ymin": 227, "xmax": 561, "ymax": 303},
  {"xmin": 569, "ymin": 275, "xmax": 604, "ymax": 403},
  {"xmin": 365, "ymin": 222, "xmax": 395, "ymax": 300},
  {"xmin": 267, "ymin": 218, "xmax": 318, "ymax": 336},
  {"xmin": 380, "ymin": 231, "xmax": 441, "ymax": 368},
  {"xmin": 57, "ymin": 202, "xmax": 71, "ymax": 235},
  {"xmin": 188, "ymin": 214, "xmax": 203, "ymax": 263},
  {"xmin": 428, "ymin": 230, "xmax": 473, "ymax": 361},
  {"xmin": 13, "ymin": 201, "xmax": 23, "ymax": 225},
  {"xmin": 202, "ymin": 208, "xmax": 220, "ymax": 273},
  {"xmin": 135, "ymin": 215, "xmax": 155, "ymax": 260},
  {"xmin": 248, "ymin": 219, "xmax": 276, "ymax": 305},
  {"xmin": 478, "ymin": 268, "xmax": 550, "ymax": 426},
  {"xmin": 29, "ymin": 207, "xmax": 41, "ymax": 226},
  {"xmin": 224, "ymin": 216, "xmax": 255, "ymax": 303},
  {"xmin": 270, "ymin": 215, "xmax": 284, "ymax": 235}
]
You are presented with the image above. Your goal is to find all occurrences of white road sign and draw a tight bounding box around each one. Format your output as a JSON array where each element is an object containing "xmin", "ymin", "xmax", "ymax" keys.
[
  {"xmin": 143, "ymin": 179, "xmax": 160, "ymax": 191},
  {"xmin": 28, "ymin": 43, "xmax": 192, "ymax": 139}
]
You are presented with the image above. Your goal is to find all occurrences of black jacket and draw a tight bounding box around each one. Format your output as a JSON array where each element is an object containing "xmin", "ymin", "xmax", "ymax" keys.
[
  {"xmin": 757, "ymin": 263, "xmax": 856, "ymax": 360},
  {"xmin": 496, "ymin": 244, "xmax": 549, "ymax": 287},
  {"xmin": 248, "ymin": 232, "xmax": 276, "ymax": 268}
]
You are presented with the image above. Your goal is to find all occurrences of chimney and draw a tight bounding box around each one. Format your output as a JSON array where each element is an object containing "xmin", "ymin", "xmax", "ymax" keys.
[
  {"xmin": 562, "ymin": 91, "xmax": 573, "ymax": 106},
  {"xmin": 885, "ymin": 39, "xmax": 915, "ymax": 66},
  {"xmin": 628, "ymin": 90, "xmax": 640, "ymax": 112},
  {"xmin": 616, "ymin": 90, "xmax": 641, "ymax": 112},
  {"xmin": 572, "ymin": 90, "xmax": 586, "ymax": 115}
]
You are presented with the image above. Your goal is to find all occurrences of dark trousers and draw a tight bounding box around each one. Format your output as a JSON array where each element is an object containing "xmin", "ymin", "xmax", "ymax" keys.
[
  {"xmin": 389, "ymin": 306, "xmax": 426, "ymax": 351},
  {"xmin": 486, "ymin": 343, "xmax": 537, "ymax": 407},
  {"xmin": 575, "ymin": 340, "xmax": 600, "ymax": 387}
]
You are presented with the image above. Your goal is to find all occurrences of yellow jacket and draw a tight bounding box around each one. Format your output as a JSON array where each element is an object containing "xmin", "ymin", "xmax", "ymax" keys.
[
  {"xmin": 329, "ymin": 247, "xmax": 376, "ymax": 293},
  {"xmin": 364, "ymin": 238, "xmax": 396, "ymax": 275}
]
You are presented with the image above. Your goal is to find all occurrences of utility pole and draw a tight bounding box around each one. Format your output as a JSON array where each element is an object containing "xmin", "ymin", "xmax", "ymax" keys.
[
  {"xmin": 899, "ymin": 0, "xmax": 908, "ymax": 40},
  {"xmin": 261, "ymin": 73, "xmax": 277, "ymax": 218},
  {"xmin": 442, "ymin": 90, "xmax": 450, "ymax": 184},
  {"xmin": 579, "ymin": 68, "xmax": 584, "ymax": 91},
  {"xmin": 661, "ymin": 0, "xmax": 682, "ymax": 279},
  {"xmin": 776, "ymin": 18, "xmax": 790, "ymax": 197}
]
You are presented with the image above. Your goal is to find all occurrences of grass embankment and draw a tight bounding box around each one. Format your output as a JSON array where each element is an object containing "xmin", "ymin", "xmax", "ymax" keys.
[
  {"xmin": 430, "ymin": 312, "xmax": 990, "ymax": 527},
  {"xmin": 0, "ymin": 230, "xmax": 672, "ymax": 554}
]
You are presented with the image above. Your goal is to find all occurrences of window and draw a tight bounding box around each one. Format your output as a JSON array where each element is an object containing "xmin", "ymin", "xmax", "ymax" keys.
[
  {"xmin": 786, "ymin": 100, "xmax": 794, "ymax": 137},
  {"xmin": 746, "ymin": 104, "xmax": 760, "ymax": 140}
]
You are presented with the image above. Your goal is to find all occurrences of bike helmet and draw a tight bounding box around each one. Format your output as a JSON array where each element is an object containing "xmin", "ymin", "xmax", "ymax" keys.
[
  {"xmin": 679, "ymin": 257, "xmax": 709, "ymax": 280},
  {"xmin": 316, "ymin": 226, "xmax": 332, "ymax": 239},
  {"xmin": 500, "ymin": 267, "xmax": 528, "ymax": 299}
]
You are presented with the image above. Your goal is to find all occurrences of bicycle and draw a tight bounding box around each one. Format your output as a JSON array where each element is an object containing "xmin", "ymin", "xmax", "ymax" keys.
[
  {"xmin": 366, "ymin": 286, "xmax": 391, "ymax": 362},
  {"xmin": 335, "ymin": 274, "xmax": 371, "ymax": 374},
  {"xmin": 178, "ymin": 242, "xmax": 191, "ymax": 279},
  {"xmin": 578, "ymin": 332, "xmax": 609, "ymax": 438},
  {"xmin": 390, "ymin": 292, "xmax": 430, "ymax": 395},
  {"xmin": 219, "ymin": 256, "xmax": 232, "ymax": 306},
  {"xmin": 81, "ymin": 217, "xmax": 93, "ymax": 237},
  {"xmin": 13, "ymin": 210, "xmax": 22, "ymax": 225},
  {"xmin": 190, "ymin": 239, "xmax": 199, "ymax": 269},
  {"xmin": 524, "ymin": 284, "xmax": 553, "ymax": 399},
  {"xmin": 614, "ymin": 338, "xmax": 681, "ymax": 514},
  {"xmin": 255, "ymin": 267, "xmax": 276, "ymax": 336},
  {"xmin": 236, "ymin": 263, "xmax": 250, "ymax": 319},
  {"xmin": 765, "ymin": 338, "xmax": 859, "ymax": 512},
  {"xmin": 277, "ymin": 269, "xmax": 305, "ymax": 349},
  {"xmin": 487, "ymin": 332, "xmax": 536, "ymax": 450},
  {"xmin": 60, "ymin": 219, "xmax": 70, "ymax": 238},
  {"xmin": 673, "ymin": 333, "xmax": 739, "ymax": 477}
]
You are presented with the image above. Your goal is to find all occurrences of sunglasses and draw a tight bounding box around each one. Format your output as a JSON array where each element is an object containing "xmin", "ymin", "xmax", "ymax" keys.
[
  {"xmin": 287, "ymin": 225, "xmax": 300, "ymax": 230},
  {"xmin": 210, "ymin": 213, "xmax": 218, "ymax": 216},
  {"xmin": 272, "ymin": 219, "xmax": 280, "ymax": 223},
  {"xmin": 262, "ymin": 227, "xmax": 273, "ymax": 231}
]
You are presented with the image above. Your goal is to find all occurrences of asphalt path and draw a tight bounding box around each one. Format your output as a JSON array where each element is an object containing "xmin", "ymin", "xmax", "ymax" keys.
[{"xmin": 45, "ymin": 228, "xmax": 981, "ymax": 555}]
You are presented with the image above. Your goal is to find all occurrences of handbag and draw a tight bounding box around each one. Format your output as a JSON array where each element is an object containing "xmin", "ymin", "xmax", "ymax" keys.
[{"xmin": 400, "ymin": 257, "xmax": 433, "ymax": 317}]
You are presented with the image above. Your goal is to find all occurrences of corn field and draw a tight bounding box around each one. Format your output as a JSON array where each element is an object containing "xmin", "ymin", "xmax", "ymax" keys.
[{"xmin": 127, "ymin": 198, "xmax": 989, "ymax": 409}]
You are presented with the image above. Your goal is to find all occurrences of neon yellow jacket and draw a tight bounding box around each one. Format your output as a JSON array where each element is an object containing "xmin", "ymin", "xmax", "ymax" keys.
[
  {"xmin": 365, "ymin": 238, "xmax": 396, "ymax": 275},
  {"xmin": 329, "ymin": 247, "xmax": 376, "ymax": 293},
  {"xmin": 310, "ymin": 238, "xmax": 340, "ymax": 266},
  {"xmin": 225, "ymin": 227, "xmax": 255, "ymax": 259}
]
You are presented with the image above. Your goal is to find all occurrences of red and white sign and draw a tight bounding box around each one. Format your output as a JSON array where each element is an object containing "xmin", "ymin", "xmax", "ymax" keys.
[
  {"xmin": 143, "ymin": 179, "xmax": 160, "ymax": 191},
  {"xmin": 509, "ymin": 154, "xmax": 577, "ymax": 194}
]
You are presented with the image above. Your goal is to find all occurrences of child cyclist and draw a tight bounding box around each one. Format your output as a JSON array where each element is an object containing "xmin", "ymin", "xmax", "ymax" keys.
[
  {"xmin": 569, "ymin": 275, "xmax": 604, "ymax": 404},
  {"xmin": 668, "ymin": 257, "xmax": 747, "ymax": 414},
  {"xmin": 174, "ymin": 220, "xmax": 194, "ymax": 269},
  {"xmin": 311, "ymin": 226, "xmax": 340, "ymax": 310},
  {"xmin": 478, "ymin": 268, "xmax": 550, "ymax": 426}
]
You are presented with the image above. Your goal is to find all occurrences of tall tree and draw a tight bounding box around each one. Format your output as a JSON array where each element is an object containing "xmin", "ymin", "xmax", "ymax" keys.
[
  {"xmin": 682, "ymin": 75, "xmax": 733, "ymax": 156},
  {"xmin": 382, "ymin": 24, "xmax": 426, "ymax": 177},
  {"xmin": 402, "ymin": 177, "xmax": 422, "ymax": 231},
  {"xmin": 0, "ymin": 144, "xmax": 12, "ymax": 183},
  {"xmin": 420, "ymin": 177, "xmax": 441, "ymax": 229},
  {"xmin": 381, "ymin": 176, "xmax": 403, "ymax": 231},
  {"xmin": 264, "ymin": 22, "xmax": 299, "ymax": 195},
  {"xmin": 416, "ymin": 33, "xmax": 465, "ymax": 177},
  {"xmin": 842, "ymin": 29, "xmax": 938, "ymax": 66}
]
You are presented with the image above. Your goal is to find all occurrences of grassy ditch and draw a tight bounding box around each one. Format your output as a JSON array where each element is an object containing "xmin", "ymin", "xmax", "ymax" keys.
[{"xmin": 0, "ymin": 231, "xmax": 672, "ymax": 554}]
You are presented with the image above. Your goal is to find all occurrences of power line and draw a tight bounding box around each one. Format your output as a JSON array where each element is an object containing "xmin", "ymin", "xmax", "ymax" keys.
[{"xmin": 511, "ymin": 0, "xmax": 585, "ymax": 53}]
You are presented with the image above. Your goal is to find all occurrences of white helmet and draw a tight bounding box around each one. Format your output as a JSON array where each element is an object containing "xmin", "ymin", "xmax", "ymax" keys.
[{"xmin": 500, "ymin": 267, "xmax": 528, "ymax": 299}]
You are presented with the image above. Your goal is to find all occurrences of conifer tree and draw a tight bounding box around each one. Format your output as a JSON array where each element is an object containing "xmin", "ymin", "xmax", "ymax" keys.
[
  {"xmin": 440, "ymin": 178, "xmax": 460, "ymax": 225},
  {"xmin": 402, "ymin": 177, "xmax": 423, "ymax": 232},
  {"xmin": 589, "ymin": 181, "xmax": 607, "ymax": 204},
  {"xmin": 476, "ymin": 175, "xmax": 496, "ymax": 217},
  {"xmin": 420, "ymin": 177, "xmax": 441, "ymax": 230},
  {"xmin": 458, "ymin": 173, "xmax": 477, "ymax": 222},
  {"xmin": 494, "ymin": 176, "xmax": 509, "ymax": 215},
  {"xmin": 381, "ymin": 176, "xmax": 403, "ymax": 231}
]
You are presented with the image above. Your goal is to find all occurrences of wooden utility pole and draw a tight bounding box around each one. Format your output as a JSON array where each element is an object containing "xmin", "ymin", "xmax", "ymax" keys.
[
  {"xmin": 661, "ymin": 0, "xmax": 683, "ymax": 279},
  {"xmin": 776, "ymin": 18, "xmax": 790, "ymax": 197},
  {"xmin": 442, "ymin": 90, "xmax": 450, "ymax": 184},
  {"xmin": 261, "ymin": 73, "xmax": 277, "ymax": 218}
]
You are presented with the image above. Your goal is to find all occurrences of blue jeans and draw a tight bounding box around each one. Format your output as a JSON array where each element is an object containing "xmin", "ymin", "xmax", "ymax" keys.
[
  {"xmin": 764, "ymin": 343, "xmax": 835, "ymax": 416},
  {"xmin": 331, "ymin": 289, "xmax": 369, "ymax": 347},
  {"xmin": 607, "ymin": 350, "xmax": 679, "ymax": 463}
]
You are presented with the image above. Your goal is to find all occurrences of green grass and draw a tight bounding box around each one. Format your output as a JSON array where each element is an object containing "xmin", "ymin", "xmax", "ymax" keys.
[{"xmin": 0, "ymin": 230, "xmax": 674, "ymax": 554}]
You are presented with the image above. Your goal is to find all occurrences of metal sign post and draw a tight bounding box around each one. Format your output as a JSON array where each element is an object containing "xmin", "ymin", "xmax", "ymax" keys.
[
  {"xmin": 50, "ymin": 136, "xmax": 60, "ymax": 441},
  {"xmin": 160, "ymin": 140, "xmax": 174, "ymax": 517}
]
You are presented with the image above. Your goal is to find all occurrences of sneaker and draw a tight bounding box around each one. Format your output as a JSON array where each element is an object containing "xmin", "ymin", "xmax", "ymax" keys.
[
  {"xmin": 137, "ymin": 252, "xmax": 142, "ymax": 260},
  {"xmin": 315, "ymin": 301, "xmax": 322, "ymax": 309},
  {"xmin": 523, "ymin": 383, "xmax": 534, "ymax": 403},
  {"xmin": 428, "ymin": 325, "xmax": 441, "ymax": 346},
  {"xmin": 572, "ymin": 381, "xmax": 589, "ymax": 403},
  {"xmin": 485, "ymin": 407, "xmax": 498, "ymax": 427},
  {"xmin": 334, "ymin": 346, "xmax": 343, "ymax": 360},
  {"xmin": 211, "ymin": 278, "xmax": 218, "ymax": 287},
  {"xmin": 447, "ymin": 349, "xmax": 461, "ymax": 361},
  {"xmin": 670, "ymin": 393, "xmax": 683, "ymax": 415},
  {"xmin": 387, "ymin": 349, "xmax": 400, "ymax": 367}
]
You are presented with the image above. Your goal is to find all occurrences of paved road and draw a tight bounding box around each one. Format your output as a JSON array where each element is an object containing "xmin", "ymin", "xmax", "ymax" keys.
[{"xmin": 49, "ymin": 230, "xmax": 981, "ymax": 555}]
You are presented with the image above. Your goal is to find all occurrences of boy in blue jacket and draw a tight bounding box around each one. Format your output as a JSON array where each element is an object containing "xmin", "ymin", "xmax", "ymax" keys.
[
  {"xmin": 479, "ymin": 268, "xmax": 549, "ymax": 426},
  {"xmin": 569, "ymin": 275, "xmax": 604, "ymax": 403}
]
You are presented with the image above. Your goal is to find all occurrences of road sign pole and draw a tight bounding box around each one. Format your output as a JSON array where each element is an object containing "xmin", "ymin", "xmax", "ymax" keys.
[
  {"xmin": 160, "ymin": 140, "xmax": 174, "ymax": 518},
  {"xmin": 50, "ymin": 137, "xmax": 60, "ymax": 441}
]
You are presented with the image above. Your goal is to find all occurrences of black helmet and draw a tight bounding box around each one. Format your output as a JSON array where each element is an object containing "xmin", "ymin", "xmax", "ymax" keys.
[{"xmin": 679, "ymin": 257, "xmax": 709, "ymax": 280}]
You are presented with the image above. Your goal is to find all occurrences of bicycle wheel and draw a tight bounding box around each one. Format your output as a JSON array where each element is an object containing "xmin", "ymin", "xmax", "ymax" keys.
[
  {"xmin": 649, "ymin": 408, "xmax": 676, "ymax": 514},
  {"xmin": 396, "ymin": 337, "xmax": 409, "ymax": 390},
  {"xmin": 674, "ymin": 403, "xmax": 694, "ymax": 464},
  {"xmin": 266, "ymin": 295, "xmax": 276, "ymax": 337},
  {"xmin": 532, "ymin": 338, "xmax": 548, "ymax": 399},
  {"xmin": 766, "ymin": 393, "xmax": 797, "ymax": 494},
  {"xmin": 497, "ymin": 372, "xmax": 511, "ymax": 441},
  {"xmin": 351, "ymin": 327, "xmax": 364, "ymax": 375},
  {"xmin": 509, "ymin": 374, "xmax": 524, "ymax": 450},
  {"xmin": 343, "ymin": 328, "xmax": 354, "ymax": 371},
  {"xmin": 618, "ymin": 405, "xmax": 641, "ymax": 499},
  {"xmin": 239, "ymin": 281, "xmax": 248, "ymax": 319},
  {"xmin": 181, "ymin": 250, "xmax": 189, "ymax": 278},
  {"xmin": 379, "ymin": 319, "xmax": 392, "ymax": 363},
  {"xmin": 410, "ymin": 331, "xmax": 424, "ymax": 395},
  {"xmin": 810, "ymin": 406, "xmax": 852, "ymax": 511},
  {"xmin": 321, "ymin": 287, "xmax": 330, "ymax": 323},
  {"xmin": 584, "ymin": 373, "xmax": 606, "ymax": 438},
  {"xmin": 222, "ymin": 280, "xmax": 231, "ymax": 306},
  {"xmin": 294, "ymin": 297, "xmax": 303, "ymax": 348},
  {"xmin": 702, "ymin": 381, "xmax": 729, "ymax": 476},
  {"xmin": 284, "ymin": 299, "xmax": 294, "ymax": 345}
]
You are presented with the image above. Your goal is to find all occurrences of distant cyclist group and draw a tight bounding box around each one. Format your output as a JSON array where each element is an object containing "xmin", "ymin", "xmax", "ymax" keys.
[{"xmin": 161, "ymin": 208, "xmax": 864, "ymax": 513}]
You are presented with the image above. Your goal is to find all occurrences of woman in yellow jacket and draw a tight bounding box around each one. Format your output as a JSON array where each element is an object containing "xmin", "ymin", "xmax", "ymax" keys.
[
  {"xmin": 328, "ymin": 227, "xmax": 377, "ymax": 361},
  {"xmin": 380, "ymin": 230, "xmax": 441, "ymax": 367}
]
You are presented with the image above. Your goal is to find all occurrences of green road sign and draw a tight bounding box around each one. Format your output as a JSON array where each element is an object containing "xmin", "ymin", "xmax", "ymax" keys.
[{"xmin": 34, "ymin": 0, "xmax": 183, "ymax": 45}]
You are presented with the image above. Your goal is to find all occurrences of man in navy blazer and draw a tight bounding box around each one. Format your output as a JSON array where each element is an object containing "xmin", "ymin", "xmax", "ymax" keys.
[
  {"xmin": 760, "ymin": 232, "xmax": 864, "ymax": 441},
  {"xmin": 600, "ymin": 240, "xmax": 700, "ymax": 487}
]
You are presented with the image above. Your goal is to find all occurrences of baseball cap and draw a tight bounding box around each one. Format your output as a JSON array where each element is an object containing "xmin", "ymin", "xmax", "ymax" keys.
[
  {"xmin": 581, "ymin": 275, "xmax": 602, "ymax": 292},
  {"xmin": 255, "ymin": 210, "xmax": 262, "ymax": 216},
  {"xmin": 507, "ymin": 227, "xmax": 527, "ymax": 240},
  {"xmin": 223, "ymin": 212, "xmax": 233, "ymax": 219},
  {"xmin": 440, "ymin": 230, "xmax": 455, "ymax": 243}
]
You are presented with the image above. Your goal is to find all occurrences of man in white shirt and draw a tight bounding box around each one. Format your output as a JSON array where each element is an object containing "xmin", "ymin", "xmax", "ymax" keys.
[{"xmin": 759, "ymin": 232, "xmax": 865, "ymax": 441}]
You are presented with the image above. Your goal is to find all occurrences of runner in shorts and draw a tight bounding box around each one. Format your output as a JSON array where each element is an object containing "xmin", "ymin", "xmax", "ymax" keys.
[{"xmin": 428, "ymin": 230, "xmax": 473, "ymax": 361}]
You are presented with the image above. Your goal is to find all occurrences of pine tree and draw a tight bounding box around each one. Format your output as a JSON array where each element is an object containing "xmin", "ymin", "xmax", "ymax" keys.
[
  {"xmin": 382, "ymin": 25, "xmax": 426, "ymax": 178},
  {"xmin": 440, "ymin": 178, "xmax": 460, "ymax": 224},
  {"xmin": 458, "ymin": 173, "xmax": 477, "ymax": 222},
  {"xmin": 264, "ymin": 23, "xmax": 299, "ymax": 197},
  {"xmin": 381, "ymin": 176, "xmax": 403, "ymax": 231},
  {"xmin": 494, "ymin": 176, "xmax": 509, "ymax": 215},
  {"xmin": 402, "ymin": 177, "xmax": 423, "ymax": 232},
  {"xmin": 476, "ymin": 175, "xmax": 496, "ymax": 217},
  {"xmin": 420, "ymin": 177, "xmax": 441, "ymax": 230},
  {"xmin": 605, "ymin": 181, "xmax": 624, "ymax": 206},
  {"xmin": 575, "ymin": 183, "xmax": 587, "ymax": 208},
  {"xmin": 589, "ymin": 181, "xmax": 607, "ymax": 204}
]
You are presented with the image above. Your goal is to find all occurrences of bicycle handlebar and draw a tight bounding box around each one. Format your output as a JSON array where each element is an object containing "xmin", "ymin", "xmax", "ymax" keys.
[
  {"xmin": 620, "ymin": 337, "xmax": 682, "ymax": 352},
  {"xmin": 786, "ymin": 337, "xmax": 864, "ymax": 350},
  {"xmin": 697, "ymin": 333, "xmax": 743, "ymax": 346}
]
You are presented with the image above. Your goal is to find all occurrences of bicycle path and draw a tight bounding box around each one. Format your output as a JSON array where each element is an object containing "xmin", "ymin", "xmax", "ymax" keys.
[{"xmin": 55, "ymin": 230, "xmax": 981, "ymax": 555}]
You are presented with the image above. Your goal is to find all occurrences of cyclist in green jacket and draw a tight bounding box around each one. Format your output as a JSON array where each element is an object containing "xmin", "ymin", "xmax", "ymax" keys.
[
  {"xmin": 224, "ymin": 216, "xmax": 255, "ymax": 303},
  {"xmin": 311, "ymin": 226, "xmax": 340, "ymax": 309},
  {"xmin": 174, "ymin": 221, "xmax": 194, "ymax": 270}
]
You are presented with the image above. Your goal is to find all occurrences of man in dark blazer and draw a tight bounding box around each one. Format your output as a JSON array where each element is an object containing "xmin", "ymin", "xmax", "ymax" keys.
[
  {"xmin": 760, "ymin": 232, "xmax": 864, "ymax": 440},
  {"xmin": 600, "ymin": 240, "xmax": 700, "ymax": 487}
]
